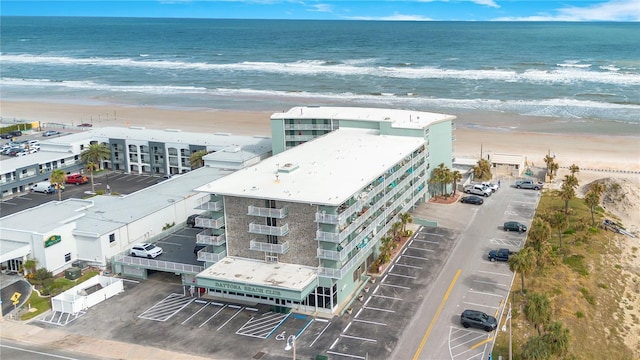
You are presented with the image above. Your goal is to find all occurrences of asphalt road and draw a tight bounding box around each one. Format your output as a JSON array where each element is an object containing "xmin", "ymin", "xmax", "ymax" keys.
[{"xmin": 0, "ymin": 338, "xmax": 109, "ymax": 360}]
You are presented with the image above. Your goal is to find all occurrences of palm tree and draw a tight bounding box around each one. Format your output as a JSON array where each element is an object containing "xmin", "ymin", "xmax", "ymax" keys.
[
  {"xmin": 442, "ymin": 168, "xmax": 453, "ymax": 196},
  {"xmin": 560, "ymin": 182, "xmax": 576, "ymax": 214},
  {"xmin": 509, "ymin": 247, "xmax": 536, "ymax": 294},
  {"xmin": 399, "ymin": 212, "xmax": 413, "ymax": 235},
  {"xmin": 584, "ymin": 190, "xmax": 600, "ymax": 226},
  {"xmin": 429, "ymin": 165, "xmax": 445, "ymax": 197},
  {"xmin": 543, "ymin": 155, "xmax": 554, "ymax": 171},
  {"xmin": 451, "ymin": 170, "xmax": 462, "ymax": 195},
  {"xmin": 524, "ymin": 292, "xmax": 552, "ymax": 335},
  {"xmin": 472, "ymin": 159, "xmax": 492, "ymax": 181},
  {"xmin": 50, "ymin": 169, "xmax": 66, "ymax": 201},
  {"xmin": 569, "ymin": 163, "xmax": 580, "ymax": 175},
  {"xmin": 548, "ymin": 161, "xmax": 559, "ymax": 180},
  {"xmin": 528, "ymin": 219, "xmax": 552, "ymax": 268},
  {"xmin": 542, "ymin": 321, "xmax": 570, "ymax": 356},
  {"xmin": 189, "ymin": 149, "xmax": 208, "ymax": 169},
  {"xmin": 589, "ymin": 181, "xmax": 605, "ymax": 197},
  {"xmin": 80, "ymin": 143, "xmax": 111, "ymax": 192},
  {"xmin": 548, "ymin": 210, "xmax": 569, "ymax": 249},
  {"xmin": 391, "ymin": 221, "xmax": 403, "ymax": 241}
]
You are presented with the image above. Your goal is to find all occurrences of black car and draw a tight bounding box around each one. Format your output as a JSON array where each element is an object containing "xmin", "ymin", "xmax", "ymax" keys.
[
  {"xmin": 503, "ymin": 221, "xmax": 527, "ymax": 233},
  {"xmin": 460, "ymin": 195, "xmax": 484, "ymax": 205},
  {"xmin": 1, "ymin": 130, "xmax": 21, "ymax": 139},
  {"xmin": 194, "ymin": 244, "xmax": 206, "ymax": 255},
  {"xmin": 460, "ymin": 309, "xmax": 498, "ymax": 332},
  {"xmin": 186, "ymin": 214, "xmax": 200, "ymax": 228}
]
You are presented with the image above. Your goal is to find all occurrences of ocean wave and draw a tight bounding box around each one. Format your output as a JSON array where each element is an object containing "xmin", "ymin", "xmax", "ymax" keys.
[{"xmin": 2, "ymin": 54, "xmax": 639, "ymax": 86}]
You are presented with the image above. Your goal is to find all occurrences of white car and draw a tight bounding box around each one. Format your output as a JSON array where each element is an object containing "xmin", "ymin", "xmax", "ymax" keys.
[
  {"xmin": 481, "ymin": 181, "xmax": 499, "ymax": 192},
  {"xmin": 130, "ymin": 243, "xmax": 163, "ymax": 258}
]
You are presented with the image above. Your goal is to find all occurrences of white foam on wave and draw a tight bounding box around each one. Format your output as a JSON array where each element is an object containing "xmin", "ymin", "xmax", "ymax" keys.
[{"xmin": 2, "ymin": 54, "xmax": 639, "ymax": 86}]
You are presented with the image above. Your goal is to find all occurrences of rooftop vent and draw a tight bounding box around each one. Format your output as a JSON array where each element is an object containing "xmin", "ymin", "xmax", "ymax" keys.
[{"xmin": 278, "ymin": 163, "xmax": 299, "ymax": 173}]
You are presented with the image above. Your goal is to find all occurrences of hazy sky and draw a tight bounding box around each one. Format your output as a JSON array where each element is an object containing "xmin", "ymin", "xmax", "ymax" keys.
[{"xmin": 2, "ymin": 0, "xmax": 639, "ymax": 21}]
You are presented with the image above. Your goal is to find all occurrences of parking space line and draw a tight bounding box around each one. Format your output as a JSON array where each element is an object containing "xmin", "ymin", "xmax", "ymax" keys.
[
  {"xmin": 353, "ymin": 318, "xmax": 386, "ymax": 326},
  {"xmin": 372, "ymin": 294, "xmax": 402, "ymax": 301},
  {"xmin": 462, "ymin": 301, "xmax": 499, "ymax": 310},
  {"xmin": 400, "ymin": 254, "xmax": 428, "ymax": 261},
  {"xmin": 386, "ymin": 272, "xmax": 417, "ymax": 280},
  {"xmin": 407, "ymin": 246, "xmax": 434, "ymax": 252},
  {"xmin": 199, "ymin": 303, "xmax": 227, "ymax": 327},
  {"xmin": 326, "ymin": 350, "xmax": 366, "ymax": 359},
  {"xmin": 477, "ymin": 269, "xmax": 511, "ymax": 277},
  {"xmin": 412, "ymin": 239, "xmax": 440, "ymax": 244},
  {"xmin": 237, "ymin": 312, "xmax": 290, "ymax": 339},
  {"xmin": 181, "ymin": 302, "xmax": 209, "ymax": 325},
  {"xmin": 363, "ymin": 306, "xmax": 395, "ymax": 313},
  {"xmin": 138, "ymin": 293, "xmax": 194, "ymax": 321},
  {"xmin": 469, "ymin": 289, "xmax": 505, "ymax": 297},
  {"xmin": 393, "ymin": 262, "xmax": 423, "ymax": 270},
  {"xmin": 340, "ymin": 334, "xmax": 377, "ymax": 343},
  {"xmin": 470, "ymin": 336, "xmax": 494, "ymax": 350},
  {"xmin": 380, "ymin": 283, "xmax": 411, "ymax": 290},
  {"xmin": 419, "ymin": 232, "xmax": 443, "ymax": 237},
  {"xmin": 472, "ymin": 279, "xmax": 507, "ymax": 287},
  {"xmin": 1, "ymin": 201, "xmax": 17, "ymax": 205},
  {"xmin": 217, "ymin": 306, "xmax": 244, "ymax": 331},
  {"xmin": 309, "ymin": 321, "xmax": 332, "ymax": 347}
]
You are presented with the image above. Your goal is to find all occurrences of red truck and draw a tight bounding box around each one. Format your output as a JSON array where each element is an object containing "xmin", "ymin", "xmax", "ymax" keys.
[{"xmin": 65, "ymin": 174, "xmax": 88, "ymax": 185}]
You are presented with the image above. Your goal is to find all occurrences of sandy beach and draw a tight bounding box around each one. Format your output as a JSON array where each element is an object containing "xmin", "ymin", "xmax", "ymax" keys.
[{"xmin": 2, "ymin": 100, "xmax": 639, "ymax": 173}]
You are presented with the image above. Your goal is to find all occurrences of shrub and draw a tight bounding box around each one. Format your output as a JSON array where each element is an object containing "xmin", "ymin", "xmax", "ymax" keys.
[
  {"xmin": 576, "ymin": 311, "xmax": 585, "ymax": 318},
  {"xmin": 563, "ymin": 255, "xmax": 589, "ymax": 276},
  {"xmin": 32, "ymin": 268, "xmax": 53, "ymax": 282},
  {"xmin": 579, "ymin": 287, "xmax": 596, "ymax": 305}
]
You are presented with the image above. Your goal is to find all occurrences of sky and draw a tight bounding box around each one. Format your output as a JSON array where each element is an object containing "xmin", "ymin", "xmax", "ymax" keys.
[{"xmin": 2, "ymin": 0, "xmax": 639, "ymax": 22}]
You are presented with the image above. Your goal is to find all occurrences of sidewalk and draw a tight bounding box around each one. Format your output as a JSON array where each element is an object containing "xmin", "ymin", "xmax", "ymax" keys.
[{"xmin": 0, "ymin": 319, "xmax": 212, "ymax": 360}]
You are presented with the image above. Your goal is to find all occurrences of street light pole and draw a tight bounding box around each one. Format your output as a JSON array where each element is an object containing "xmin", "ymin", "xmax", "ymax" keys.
[
  {"xmin": 284, "ymin": 334, "xmax": 296, "ymax": 360},
  {"xmin": 508, "ymin": 302, "xmax": 512, "ymax": 360}
]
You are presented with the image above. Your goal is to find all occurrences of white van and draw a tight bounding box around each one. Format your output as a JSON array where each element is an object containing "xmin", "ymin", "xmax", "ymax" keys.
[{"xmin": 31, "ymin": 181, "xmax": 56, "ymax": 194}]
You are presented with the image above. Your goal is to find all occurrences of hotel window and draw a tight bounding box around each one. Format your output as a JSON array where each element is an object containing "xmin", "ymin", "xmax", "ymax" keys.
[
  {"xmin": 109, "ymin": 233, "xmax": 116, "ymax": 243},
  {"xmin": 65, "ymin": 253, "xmax": 71, "ymax": 262}
]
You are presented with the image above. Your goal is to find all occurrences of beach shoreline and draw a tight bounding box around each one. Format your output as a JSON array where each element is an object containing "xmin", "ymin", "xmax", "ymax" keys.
[{"xmin": 2, "ymin": 100, "xmax": 638, "ymax": 172}]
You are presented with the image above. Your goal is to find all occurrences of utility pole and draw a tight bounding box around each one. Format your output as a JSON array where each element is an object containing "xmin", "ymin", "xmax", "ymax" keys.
[{"xmin": 508, "ymin": 302, "xmax": 512, "ymax": 360}]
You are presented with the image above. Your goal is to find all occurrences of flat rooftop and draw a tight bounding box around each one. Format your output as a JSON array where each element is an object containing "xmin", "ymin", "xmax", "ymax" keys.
[
  {"xmin": 271, "ymin": 106, "xmax": 455, "ymax": 129},
  {"xmin": 198, "ymin": 256, "xmax": 317, "ymax": 292},
  {"xmin": 196, "ymin": 127, "xmax": 424, "ymax": 206}
]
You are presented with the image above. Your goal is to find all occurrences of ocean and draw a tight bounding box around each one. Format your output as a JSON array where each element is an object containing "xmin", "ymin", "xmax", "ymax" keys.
[{"xmin": 1, "ymin": 17, "xmax": 639, "ymax": 125}]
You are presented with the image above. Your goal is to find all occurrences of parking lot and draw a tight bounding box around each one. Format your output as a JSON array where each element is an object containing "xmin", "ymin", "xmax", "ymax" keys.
[
  {"xmin": 26, "ymin": 179, "xmax": 539, "ymax": 360},
  {"xmin": 0, "ymin": 172, "xmax": 162, "ymax": 217}
]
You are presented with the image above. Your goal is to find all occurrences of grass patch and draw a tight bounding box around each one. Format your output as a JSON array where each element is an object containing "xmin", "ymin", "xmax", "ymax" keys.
[
  {"xmin": 20, "ymin": 270, "xmax": 100, "ymax": 320},
  {"xmin": 563, "ymin": 254, "xmax": 589, "ymax": 276},
  {"xmin": 579, "ymin": 287, "xmax": 596, "ymax": 305}
]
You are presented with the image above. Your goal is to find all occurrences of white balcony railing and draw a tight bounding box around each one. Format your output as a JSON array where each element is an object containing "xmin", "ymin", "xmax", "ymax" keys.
[
  {"xmin": 196, "ymin": 229, "xmax": 226, "ymax": 246},
  {"xmin": 197, "ymin": 200, "xmax": 223, "ymax": 211},
  {"xmin": 248, "ymin": 223, "xmax": 289, "ymax": 236},
  {"xmin": 197, "ymin": 249, "xmax": 227, "ymax": 263},
  {"xmin": 249, "ymin": 239, "xmax": 290, "ymax": 254},
  {"xmin": 195, "ymin": 216, "xmax": 224, "ymax": 229},
  {"xmin": 247, "ymin": 205, "xmax": 287, "ymax": 219}
]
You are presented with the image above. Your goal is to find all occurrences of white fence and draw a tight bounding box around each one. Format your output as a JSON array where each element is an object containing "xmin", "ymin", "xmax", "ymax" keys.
[{"xmin": 51, "ymin": 275, "xmax": 124, "ymax": 315}]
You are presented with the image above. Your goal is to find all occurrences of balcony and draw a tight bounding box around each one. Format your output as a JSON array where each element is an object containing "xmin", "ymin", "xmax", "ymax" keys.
[
  {"xmin": 249, "ymin": 239, "xmax": 290, "ymax": 254},
  {"xmin": 284, "ymin": 134, "xmax": 316, "ymax": 142},
  {"xmin": 317, "ymin": 247, "xmax": 348, "ymax": 261},
  {"xmin": 315, "ymin": 212, "xmax": 343, "ymax": 225},
  {"xmin": 197, "ymin": 249, "xmax": 227, "ymax": 263},
  {"xmin": 249, "ymin": 223, "xmax": 289, "ymax": 236},
  {"xmin": 195, "ymin": 216, "xmax": 224, "ymax": 229},
  {"xmin": 197, "ymin": 200, "xmax": 223, "ymax": 211},
  {"xmin": 196, "ymin": 229, "xmax": 226, "ymax": 246},
  {"xmin": 248, "ymin": 205, "xmax": 287, "ymax": 219},
  {"xmin": 284, "ymin": 123, "xmax": 333, "ymax": 131}
]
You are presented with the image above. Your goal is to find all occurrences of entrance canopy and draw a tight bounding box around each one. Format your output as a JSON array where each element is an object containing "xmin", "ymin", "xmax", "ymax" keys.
[
  {"xmin": 196, "ymin": 257, "xmax": 318, "ymax": 302},
  {"xmin": 0, "ymin": 240, "xmax": 31, "ymax": 263}
]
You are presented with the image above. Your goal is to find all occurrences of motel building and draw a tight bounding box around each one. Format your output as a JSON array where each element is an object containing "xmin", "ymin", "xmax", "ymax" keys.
[{"xmin": 191, "ymin": 107, "xmax": 455, "ymax": 315}]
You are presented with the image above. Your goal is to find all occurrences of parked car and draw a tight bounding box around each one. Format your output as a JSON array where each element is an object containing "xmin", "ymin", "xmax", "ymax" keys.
[
  {"xmin": 130, "ymin": 243, "xmax": 163, "ymax": 258},
  {"xmin": 488, "ymin": 248, "xmax": 515, "ymax": 262},
  {"xmin": 1, "ymin": 130, "xmax": 22, "ymax": 139},
  {"xmin": 186, "ymin": 214, "xmax": 201, "ymax": 228},
  {"xmin": 460, "ymin": 195, "xmax": 484, "ymax": 205},
  {"xmin": 503, "ymin": 221, "xmax": 527, "ymax": 233},
  {"xmin": 65, "ymin": 173, "xmax": 89, "ymax": 185},
  {"xmin": 460, "ymin": 309, "xmax": 498, "ymax": 332},
  {"xmin": 78, "ymin": 123, "xmax": 93, "ymax": 127},
  {"xmin": 31, "ymin": 182, "xmax": 56, "ymax": 194},
  {"xmin": 481, "ymin": 181, "xmax": 499, "ymax": 192},
  {"xmin": 194, "ymin": 244, "xmax": 206, "ymax": 255},
  {"xmin": 463, "ymin": 184, "xmax": 492, "ymax": 197},
  {"xmin": 42, "ymin": 130, "xmax": 62, "ymax": 137}
]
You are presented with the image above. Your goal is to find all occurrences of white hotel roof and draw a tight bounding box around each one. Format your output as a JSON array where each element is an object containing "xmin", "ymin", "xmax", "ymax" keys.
[
  {"xmin": 198, "ymin": 256, "xmax": 318, "ymax": 292},
  {"xmin": 271, "ymin": 106, "xmax": 455, "ymax": 129},
  {"xmin": 196, "ymin": 128, "xmax": 424, "ymax": 206}
]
